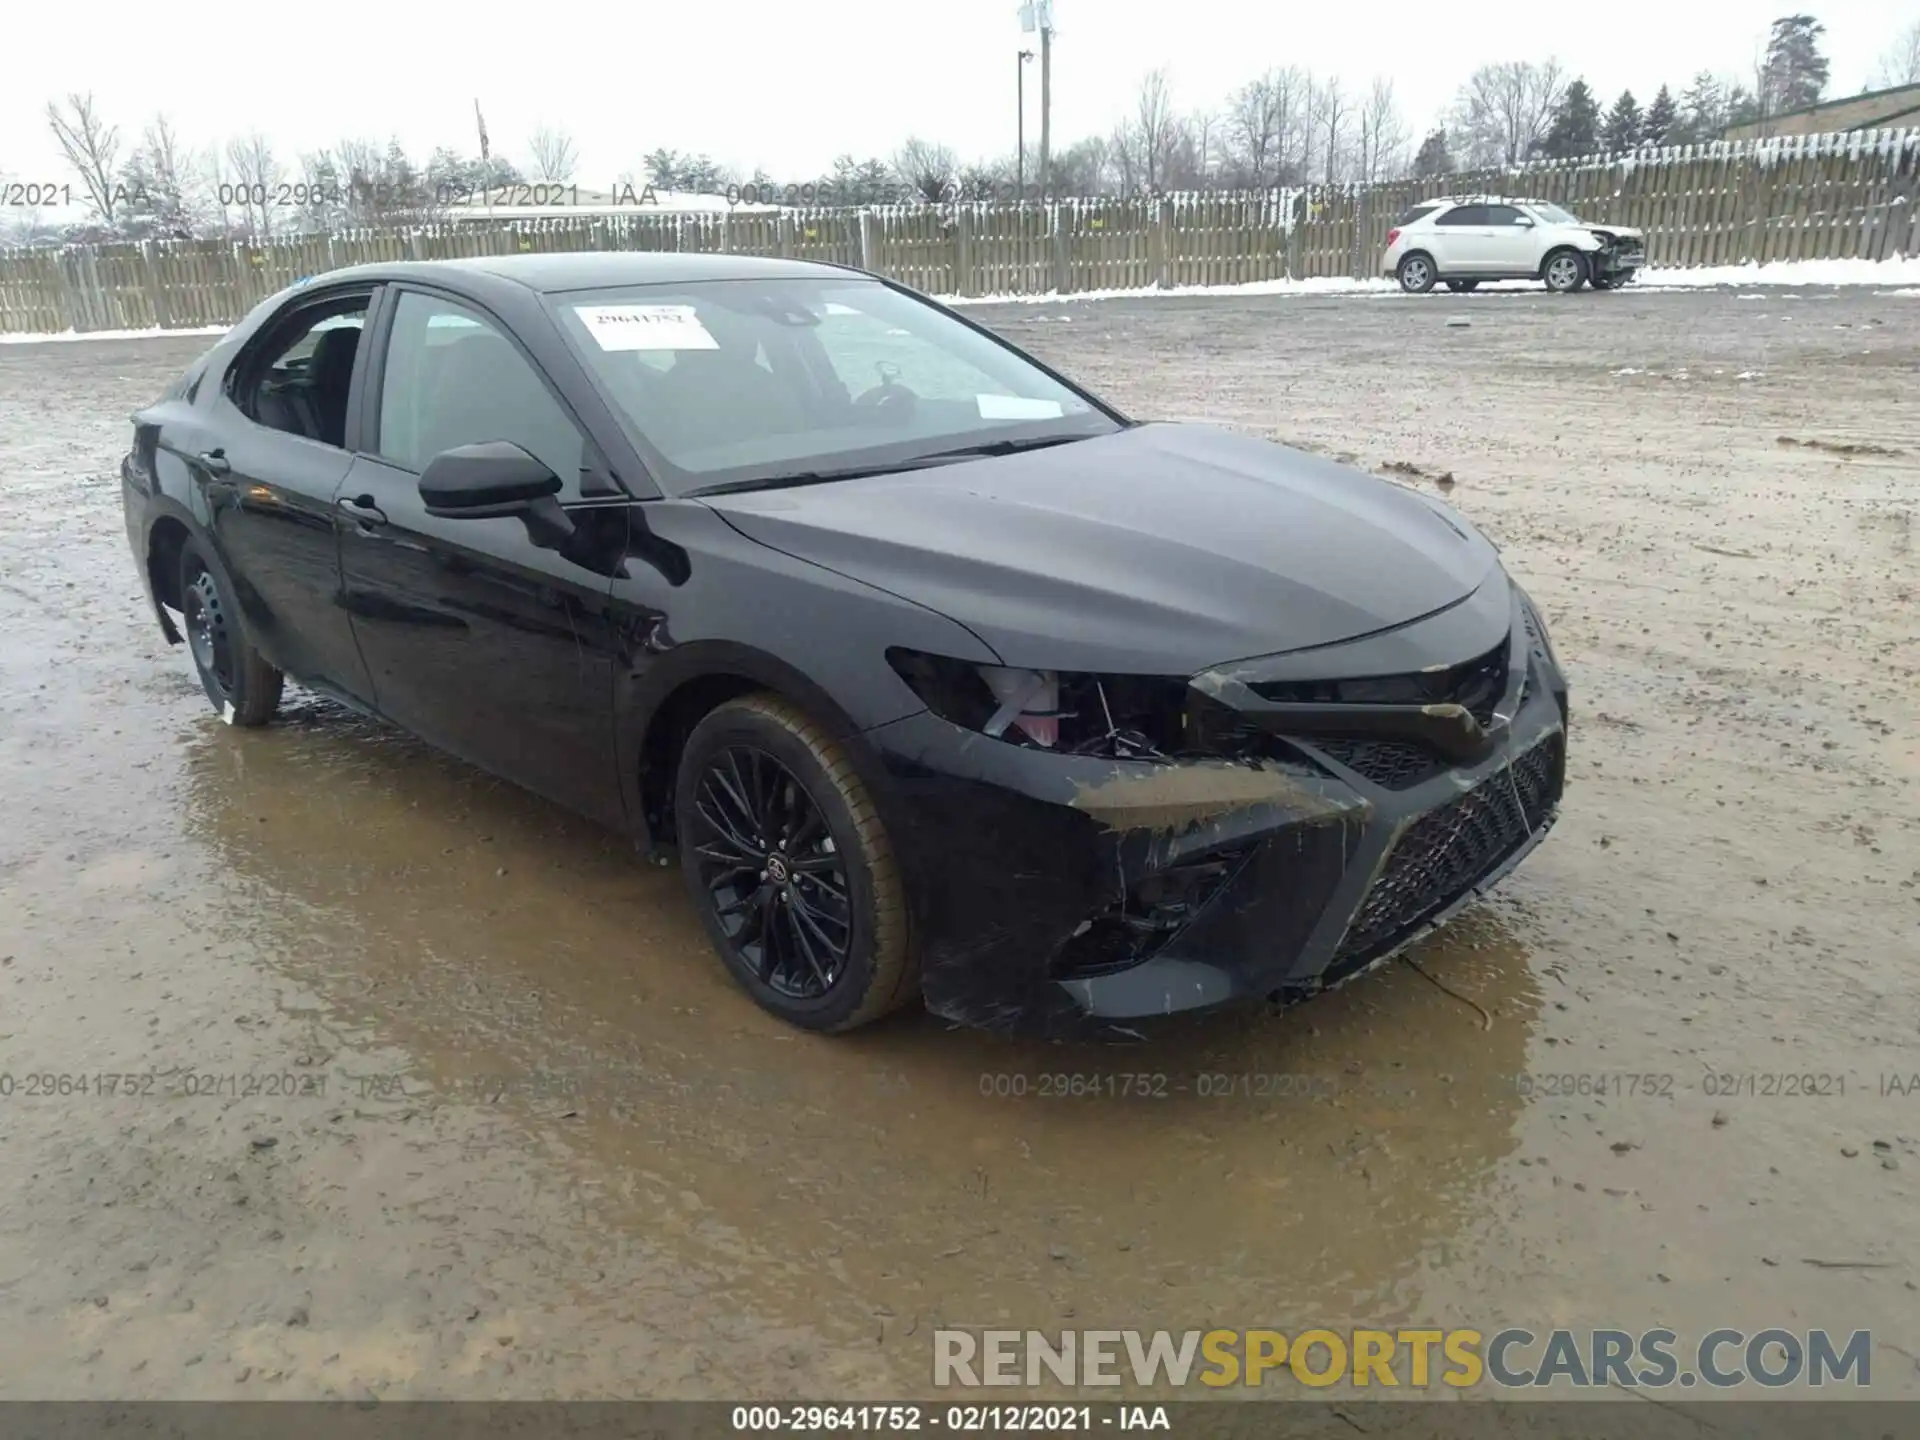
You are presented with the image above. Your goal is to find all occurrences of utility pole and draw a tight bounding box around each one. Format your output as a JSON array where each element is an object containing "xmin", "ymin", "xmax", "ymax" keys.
[
  {"xmin": 1038, "ymin": 5, "xmax": 1054, "ymax": 201},
  {"xmin": 1019, "ymin": 1, "xmax": 1055, "ymax": 200},
  {"xmin": 1018, "ymin": 50, "xmax": 1034, "ymax": 195}
]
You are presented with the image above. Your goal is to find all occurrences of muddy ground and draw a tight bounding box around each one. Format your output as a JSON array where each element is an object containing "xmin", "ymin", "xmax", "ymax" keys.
[{"xmin": 0, "ymin": 284, "xmax": 1915, "ymax": 1405}]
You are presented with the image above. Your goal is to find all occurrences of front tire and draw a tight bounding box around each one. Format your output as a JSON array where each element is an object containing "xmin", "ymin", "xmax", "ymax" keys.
[
  {"xmin": 178, "ymin": 539, "xmax": 283, "ymax": 726},
  {"xmin": 1396, "ymin": 252, "xmax": 1437, "ymax": 293},
  {"xmin": 1543, "ymin": 250, "xmax": 1589, "ymax": 293},
  {"xmin": 674, "ymin": 694, "xmax": 916, "ymax": 1032}
]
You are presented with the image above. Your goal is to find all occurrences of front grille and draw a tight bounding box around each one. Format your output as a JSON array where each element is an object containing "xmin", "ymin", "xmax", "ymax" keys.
[
  {"xmin": 1332, "ymin": 734, "xmax": 1563, "ymax": 966},
  {"xmin": 1307, "ymin": 736, "xmax": 1445, "ymax": 790},
  {"xmin": 1251, "ymin": 641, "xmax": 1508, "ymax": 727}
]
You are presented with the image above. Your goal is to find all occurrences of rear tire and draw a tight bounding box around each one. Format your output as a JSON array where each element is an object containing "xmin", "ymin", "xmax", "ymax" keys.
[
  {"xmin": 674, "ymin": 694, "xmax": 916, "ymax": 1033},
  {"xmin": 1543, "ymin": 249, "xmax": 1589, "ymax": 293},
  {"xmin": 1444, "ymin": 279, "xmax": 1480, "ymax": 293},
  {"xmin": 1396, "ymin": 252, "xmax": 1437, "ymax": 294},
  {"xmin": 178, "ymin": 538, "xmax": 283, "ymax": 726}
]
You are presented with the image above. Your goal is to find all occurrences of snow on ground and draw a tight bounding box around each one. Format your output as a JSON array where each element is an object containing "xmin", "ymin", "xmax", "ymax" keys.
[
  {"xmin": 0, "ymin": 323, "xmax": 232, "ymax": 345},
  {"xmin": 1632, "ymin": 256, "xmax": 1920, "ymax": 289},
  {"xmin": 2, "ymin": 256, "xmax": 1915, "ymax": 342}
]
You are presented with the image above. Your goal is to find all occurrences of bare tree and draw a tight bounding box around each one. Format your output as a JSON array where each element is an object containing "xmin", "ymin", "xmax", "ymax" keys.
[
  {"xmin": 892, "ymin": 137, "xmax": 957, "ymax": 200},
  {"xmin": 1297, "ymin": 69, "xmax": 1322, "ymax": 183},
  {"xmin": 222, "ymin": 131, "xmax": 283, "ymax": 237},
  {"xmin": 1223, "ymin": 72, "xmax": 1282, "ymax": 186},
  {"xmin": 1319, "ymin": 77, "xmax": 1348, "ymax": 183},
  {"xmin": 1107, "ymin": 119, "xmax": 1143, "ymax": 194},
  {"xmin": 1354, "ymin": 78, "xmax": 1408, "ymax": 184},
  {"xmin": 527, "ymin": 125, "xmax": 578, "ymax": 183},
  {"xmin": 1134, "ymin": 68, "xmax": 1179, "ymax": 191},
  {"xmin": 1450, "ymin": 59, "xmax": 1568, "ymax": 167},
  {"xmin": 1875, "ymin": 18, "xmax": 1920, "ymax": 87},
  {"xmin": 1181, "ymin": 109, "xmax": 1217, "ymax": 188},
  {"xmin": 46, "ymin": 93, "xmax": 123, "ymax": 223},
  {"xmin": 120, "ymin": 115, "xmax": 205, "ymax": 236}
]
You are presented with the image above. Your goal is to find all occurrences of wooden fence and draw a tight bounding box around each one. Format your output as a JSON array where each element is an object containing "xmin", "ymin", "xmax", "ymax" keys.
[{"xmin": 2, "ymin": 129, "xmax": 1916, "ymax": 335}]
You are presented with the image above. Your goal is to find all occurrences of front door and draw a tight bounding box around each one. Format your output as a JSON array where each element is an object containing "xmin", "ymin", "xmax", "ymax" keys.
[
  {"xmin": 336, "ymin": 287, "xmax": 630, "ymax": 830},
  {"xmin": 1477, "ymin": 205, "xmax": 1544, "ymax": 275}
]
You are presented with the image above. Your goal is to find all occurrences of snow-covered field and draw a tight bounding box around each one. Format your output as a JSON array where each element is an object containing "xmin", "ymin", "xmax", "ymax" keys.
[{"xmin": 2, "ymin": 255, "xmax": 1916, "ymax": 343}]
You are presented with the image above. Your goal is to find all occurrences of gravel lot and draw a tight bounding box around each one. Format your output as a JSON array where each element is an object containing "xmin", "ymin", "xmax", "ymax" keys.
[{"xmin": 1, "ymin": 283, "xmax": 1916, "ymax": 1405}]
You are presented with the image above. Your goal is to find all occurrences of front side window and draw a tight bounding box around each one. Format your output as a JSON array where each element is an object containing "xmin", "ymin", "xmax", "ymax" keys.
[
  {"xmin": 1483, "ymin": 205, "xmax": 1529, "ymax": 226},
  {"xmin": 548, "ymin": 276, "xmax": 1118, "ymax": 495},
  {"xmin": 377, "ymin": 291, "xmax": 585, "ymax": 485}
]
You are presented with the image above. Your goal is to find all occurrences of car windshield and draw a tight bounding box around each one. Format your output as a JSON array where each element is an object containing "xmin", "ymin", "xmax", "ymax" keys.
[
  {"xmin": 1527, "ymin": 202, "xmax": 1582, "ymax": 225},
  {"xmin": 547, "ymin": 276, "xmax": 1120, "ymax": 495}
]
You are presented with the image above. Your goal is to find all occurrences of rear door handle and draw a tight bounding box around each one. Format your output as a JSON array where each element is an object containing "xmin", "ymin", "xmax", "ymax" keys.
[
  {"xmin": 197, "ymin": 449, "xmax": 230, "ymax": 476},
  {"xmin": 338, "ymin": 494, "xmax": 388, "ymax": 527}
]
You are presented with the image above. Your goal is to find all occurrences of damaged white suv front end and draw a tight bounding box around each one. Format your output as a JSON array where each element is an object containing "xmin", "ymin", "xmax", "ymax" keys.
[{"xmin": 1382, "ymin": 197, "xmax": 1647, "ymax": 295}]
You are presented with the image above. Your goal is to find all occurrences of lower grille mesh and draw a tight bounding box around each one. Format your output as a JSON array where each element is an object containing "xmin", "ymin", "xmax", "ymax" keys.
[
  {"xmin": 1333, "ymin": 734, "xmax": 1563, "ymax": 966},
  {"xmin": 1308, "ymin": 736, "xmax": 1445, "ymax": 790}
]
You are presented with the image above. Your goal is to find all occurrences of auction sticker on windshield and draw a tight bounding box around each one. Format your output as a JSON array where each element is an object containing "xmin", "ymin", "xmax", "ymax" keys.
[
  {"xmin": 574, "ymin": 303, "xmax": 719, "ymax": 351},
  {"xmin": 977, "ymin": 394, "xmax": 1065, "ymax": 419}
]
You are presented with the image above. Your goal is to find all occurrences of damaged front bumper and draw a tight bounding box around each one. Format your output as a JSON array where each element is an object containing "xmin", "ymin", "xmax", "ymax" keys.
[
  {"xmin": 1589, "ymin": 231, "xmax": 1646, "ymax": 278},
  {"xmin": 863, "ymin": 578, "xmax": 1569, "ymax": 1038}
]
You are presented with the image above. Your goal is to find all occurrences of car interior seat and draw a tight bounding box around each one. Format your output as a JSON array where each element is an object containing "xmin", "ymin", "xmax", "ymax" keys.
[{"xmin": 308, "ymin": 325, "xmax": 361, "ymax": 448}]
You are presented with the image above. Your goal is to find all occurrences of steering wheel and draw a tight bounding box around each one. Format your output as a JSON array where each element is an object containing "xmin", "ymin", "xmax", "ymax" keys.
[
  {"xmin": 852, "ymin": 359, "xmax": 918, "ymax": 416},
  {"xmin": 852, "ymin": 381, "xmax": 918, "ymax": 414}
]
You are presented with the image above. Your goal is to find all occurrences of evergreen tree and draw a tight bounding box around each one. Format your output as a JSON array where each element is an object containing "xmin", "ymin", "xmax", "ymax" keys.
[
  {"xmin": 1675, "ymin": 71, "xmax": 1726, "ymax": 142},
  {"xmin": 1761, "ymin": 15, "xmax": 1830, "ymax": 115},
  {"xmin": 1542, "ymin": 79, "xmax": 1601, "ymax": 158},
  {"xmin": 1642, "ymin": 85, "xmax": 1678, "ymax": 145},
  {"xmin": 1602, "ymin": 90, "xmax": 1643, "ymax": 151},
  {"xmin": 1413, "ymin": 128, "xmax": 1454, "ymax": 177}
]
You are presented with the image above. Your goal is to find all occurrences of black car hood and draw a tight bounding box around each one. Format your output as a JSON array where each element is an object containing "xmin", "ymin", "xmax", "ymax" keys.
[{"xmin": 703, "ymin": 422, "xmax": 1502, "ymax": 674}]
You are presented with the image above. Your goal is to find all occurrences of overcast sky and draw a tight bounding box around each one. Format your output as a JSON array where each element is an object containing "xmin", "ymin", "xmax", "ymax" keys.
[{"xmin": 1, "ymin": 0, "xmax": 1906, "ymax": 188}]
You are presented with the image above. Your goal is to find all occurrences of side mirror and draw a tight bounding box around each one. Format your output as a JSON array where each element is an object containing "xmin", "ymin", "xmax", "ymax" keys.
[
  {"xmin": 1515, "ymin": 217, "xmax": 1536, "ymax": 227},
  {"xmin": 420, "ymin": 441, "xmax": 563, "ymax": 518}
]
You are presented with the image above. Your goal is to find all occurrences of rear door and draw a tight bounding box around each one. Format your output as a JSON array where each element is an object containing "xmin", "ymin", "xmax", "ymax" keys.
[
  {"xmin": 335, "ymin": 285, "xmax": 630, "ymax": 829},
  {"xmin": 194, "ymin": 287, "xmax": 379, "ymax": 701},
  {"xmin": 1426, "ymin": 204, "xmax": 1490, "ymax": 272}
]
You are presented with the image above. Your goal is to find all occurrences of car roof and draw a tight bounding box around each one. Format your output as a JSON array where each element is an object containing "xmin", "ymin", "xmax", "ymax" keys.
[
  {"xmin": 1421, "ymin": 195, "xmax": 1563, "ymax": 208},
  {"xmin": 300, "ymin": 250, "xmax": 863, "ymax": 295}
]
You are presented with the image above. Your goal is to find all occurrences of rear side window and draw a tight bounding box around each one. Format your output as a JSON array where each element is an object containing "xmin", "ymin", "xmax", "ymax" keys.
[
  {"xmin": 1435, "ymin": 205, "xmax": 1487, "ymax": 226},
  {"xmin": 1395, "ymin": 204, "xmax": 1440, "ymax": 226}
]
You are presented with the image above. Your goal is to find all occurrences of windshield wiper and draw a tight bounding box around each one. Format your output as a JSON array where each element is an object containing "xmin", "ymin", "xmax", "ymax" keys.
[
  {"xmin": 909, "ymin": 433, "xmax": 1094, "ymax": 462},
  {"xmin": 686, "ymin": 457, "xmax": 963, "ymax": 497},
  {"xmin": 684, "ymin": 433, "xmax": 1096, "ymax": 499}
]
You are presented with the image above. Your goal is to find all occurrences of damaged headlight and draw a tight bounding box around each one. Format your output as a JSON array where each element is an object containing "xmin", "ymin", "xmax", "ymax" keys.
[{"xmin": 886, "ymin": 649, "xmax": 1197, "ymax": 760}]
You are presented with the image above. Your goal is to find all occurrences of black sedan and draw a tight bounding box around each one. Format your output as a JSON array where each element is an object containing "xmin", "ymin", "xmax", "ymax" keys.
[{"xmin": 121, "ymin": 252, "xmax": 1568, "ymax": 1038}]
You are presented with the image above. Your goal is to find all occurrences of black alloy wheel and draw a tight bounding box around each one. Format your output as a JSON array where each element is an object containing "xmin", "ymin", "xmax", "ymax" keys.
[
  {"xmin": 689, "ymin": 744, "xmax": 852, "ymax": 1000},
  {"xmin": 674, "ymin": 694, "xmax": 916, "ymax": 1031}
]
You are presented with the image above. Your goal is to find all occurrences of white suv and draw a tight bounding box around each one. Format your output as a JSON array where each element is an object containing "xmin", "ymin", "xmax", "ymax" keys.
[{"xmin": 1381, "ymin": 196, "xmax": 1646, "ymax": 294}]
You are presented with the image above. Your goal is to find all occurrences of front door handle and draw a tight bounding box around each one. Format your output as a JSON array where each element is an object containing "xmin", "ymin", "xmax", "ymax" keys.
[
  {"xmin": 338, "ymin": 494, "xmax": 388, "ymax": 527},
  {"xmin": 197, "ymin": 448, "xmax": 231, "ymax": 476}
]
